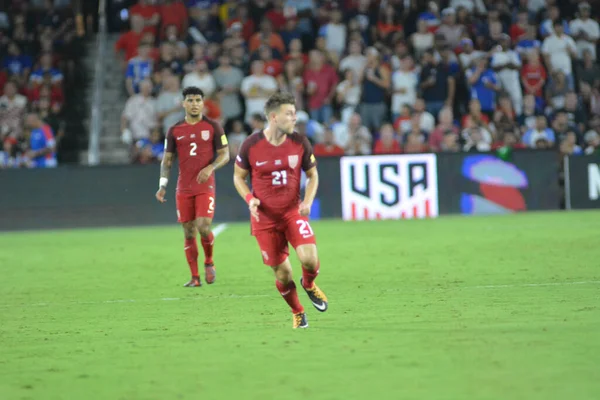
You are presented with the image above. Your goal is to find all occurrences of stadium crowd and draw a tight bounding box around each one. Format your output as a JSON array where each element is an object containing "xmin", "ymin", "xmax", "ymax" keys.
[{"xmin": 0, "ymin": 0, "xmax": 82, "ymax": 168}]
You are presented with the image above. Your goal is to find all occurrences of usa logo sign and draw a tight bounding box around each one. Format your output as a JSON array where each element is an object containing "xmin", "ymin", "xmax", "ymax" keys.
[{"xmin": 340, "ymin": 154, "xmax": 439, "ymax": 221}]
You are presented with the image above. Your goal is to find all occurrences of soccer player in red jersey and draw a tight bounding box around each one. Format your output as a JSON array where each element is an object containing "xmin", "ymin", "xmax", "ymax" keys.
[
  {"xmin": 155, "ymin": 86, "xmax": 230, "ymax": 287},
  {"xmin": 233, "ymin": 92, "xmax": 328, "ymax": 329}
]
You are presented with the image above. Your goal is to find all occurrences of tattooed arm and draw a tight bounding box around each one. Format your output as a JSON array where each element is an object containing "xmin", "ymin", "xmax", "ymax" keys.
[{"xmin": 156, "ymin": 152, "xmax": 174, "ymax": 203}]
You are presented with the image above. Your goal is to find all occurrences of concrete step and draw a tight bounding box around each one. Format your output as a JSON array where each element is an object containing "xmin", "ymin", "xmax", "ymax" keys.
[{"xmin": 99, "ymin": 147, "xmax": 131, "ymax": 165}]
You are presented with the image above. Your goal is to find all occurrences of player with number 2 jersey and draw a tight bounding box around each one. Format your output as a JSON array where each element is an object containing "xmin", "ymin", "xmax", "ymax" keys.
[
  {"xmin": 234, "ymin": 92, "xmax": 328, "ymax": 329},
  {"xmin": 156, "ymin": 86, "xmax": 230, "ymax": 287}
]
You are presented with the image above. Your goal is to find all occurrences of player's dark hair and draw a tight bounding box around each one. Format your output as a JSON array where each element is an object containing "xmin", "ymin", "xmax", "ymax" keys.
[
  {"xmin": 182, "ymin": 86, "xmax": 205, "ymax": 99},
  {"xmin": 264, "ymin": 91, "xmax": 296, "ymax": 116}
]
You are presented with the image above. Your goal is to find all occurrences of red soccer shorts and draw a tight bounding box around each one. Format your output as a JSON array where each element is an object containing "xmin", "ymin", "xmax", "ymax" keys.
[
  {"xmin": 253, "ymin": 211, "xmax": 317, "ymax": 267},
  {"xmin": 176, "ymin": 192, "xmax": 215, "ymax": 223}
]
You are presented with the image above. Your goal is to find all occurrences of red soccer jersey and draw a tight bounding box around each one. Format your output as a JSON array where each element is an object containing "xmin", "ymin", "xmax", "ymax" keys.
[
  {"xmin": 236, "ymin": 131, "xmax": 316, "ymax": 218},
  {"xmin": 165, "ymin": 117, "xmax": 227, "ymax": 195}
]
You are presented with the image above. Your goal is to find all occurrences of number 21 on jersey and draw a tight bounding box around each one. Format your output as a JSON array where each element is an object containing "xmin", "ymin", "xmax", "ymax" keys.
[{"xmin": 272, "ymin": 170, "xmax": 287, "ymax": 185}]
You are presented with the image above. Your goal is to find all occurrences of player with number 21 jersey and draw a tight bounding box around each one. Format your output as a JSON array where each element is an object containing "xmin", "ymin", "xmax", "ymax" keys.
[{"xmin": 234, "ymin": 92, "xmax": 328, "ymax": 329}]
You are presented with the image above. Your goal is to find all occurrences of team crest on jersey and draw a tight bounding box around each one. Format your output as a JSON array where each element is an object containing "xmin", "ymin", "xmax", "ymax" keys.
[
  {"xmin": 288, "ymin": 155, "xmax": 298, "ymax": 168},
  {"xmin": 201, "ymin": 130, "xmax": 210, "ymax": 141}
]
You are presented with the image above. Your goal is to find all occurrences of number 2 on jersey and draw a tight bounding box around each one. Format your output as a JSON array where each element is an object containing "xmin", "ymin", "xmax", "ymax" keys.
[
  {"xmin": 272, "ymin": 170, "xmax": 287, "ymax": 185},
  {"xmin": 189, "ymin": 143, "xmax": 197, "ymax": 156}
]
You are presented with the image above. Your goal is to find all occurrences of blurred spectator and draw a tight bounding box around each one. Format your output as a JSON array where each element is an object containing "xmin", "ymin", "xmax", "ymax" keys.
[
  {"xmin": 523, "ymin": 115, "xmax": 555, "ymax": 148},
  {"xmin": 466, "ymin": 57, "xmax": 500, "ymax": 116},
  {"xmin": 391, "ymin": 55, "xmax": 417, "ymax": 123},
  {"xmin": 24, "ymin": 111, "xmax": 57, "ymax": 168},
  {"xmin": 213, "ymin": 54, "xmax": 244, "ymax": 123},
  {"xmin": 226, "ymin": 119, "xmax": 248, "ymax": 159},
  {"xmin": 121, "ymin": 79, "xmax": 157, "ymax": 145},
  {"xmin": 0, "ymin": 81, "xmax": 27, "ymax": 142},
  {"xmin": 3, "ymin": 42, "xmax": 32, "ymax": 87},
  {"xmin": 126, "ymin": 43, "xmax": 153, "ymax": 95},
  {"xmin": 155, "ymin": 74, "xmax": 185, "ymax": 135},
  {"xmin": 313, "ymin": 127, "xmax": 344, "ymax": 157},
  {"xmin": 304, "ymin": 50, "xmax": 338, "ymax": 124},
  {"xmin": 336, "ymin": 68, "xmax": 361, "ymax": 124},
  {"xmin": 182, "ymin": 59, "xmax": 216, "ymax": 96},
  {"xmin": 541, "ymin": 21, "xmax": 577, "ymax": 89},
  {"xmin": 133, "ymin": 127, "xmax": 164, "ymax": 164},
  {"xmin": 491, "ymin": 34, "xmax": 523, "ymax": 115},
  {"xmin": 241, "ymin": 60, "xmax": 277, "ymax": 124},
  {"xmin": 359, "ymin": 47, "xmax": 390, "ymax": 132},
  {"xmin": 569, "ymin": 2, "xmax": 599, "ymax": 60},
  {"xmin": 373, "ymin": 123, "xmax": 401, "ymax": 155},
  {"xmin": 429, "ymin": 106, "xmax": 459, "ymax": 152}
]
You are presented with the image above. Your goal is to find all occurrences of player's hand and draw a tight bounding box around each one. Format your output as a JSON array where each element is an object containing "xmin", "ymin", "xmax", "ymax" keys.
[
  {"xmin": 249, "ymin": 198, "xmax": 261, "ymax": 221},
  {"xmin": 299, "ymin": 201, "xmax": 311, "ymax": 217},
  {"xmin": 197, "ymin": 165, "xmax": 214, "ymax": 183},
  {"xmin": 156, "ymin": 188, "xmax": 167, "ymax": 203}
]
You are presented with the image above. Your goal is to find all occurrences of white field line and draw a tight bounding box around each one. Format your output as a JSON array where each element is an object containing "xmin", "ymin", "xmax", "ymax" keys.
[{"xmin": 2, "ymin": 281, "xmax": 599, "ymax": 309}]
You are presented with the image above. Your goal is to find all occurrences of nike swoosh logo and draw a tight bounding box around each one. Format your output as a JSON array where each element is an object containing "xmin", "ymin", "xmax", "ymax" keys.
[
  {"xmin": 184, "ymin": 246, "xmax": 191, "ymax": 250},
  {"xmin": 313, "ymin": 301, "xmax": 327, "ymax": 311},
  {"xmin": 177, "ymin": 136, "xmax": 184, "ymax": 140},
  {"xmin": 256, "ymin": 161, "xmax": 268, "ymax": 166}
]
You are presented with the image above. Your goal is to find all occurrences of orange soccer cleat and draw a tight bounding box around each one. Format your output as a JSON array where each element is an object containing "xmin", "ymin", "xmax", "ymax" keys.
[{"xmin": 204, "ymin": 263, "xmax": 216, "ymax": 284}]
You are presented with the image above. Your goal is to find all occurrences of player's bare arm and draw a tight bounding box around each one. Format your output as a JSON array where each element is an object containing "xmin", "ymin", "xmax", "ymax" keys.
[
  {"xmin": 197, "ymin": 147, "xmax": 230, "ymax": 183},
  {"xmin": 300, "ymin": 167, "xmax": 319, "ymax": 217},
  {"xmin": 233, "ymin": 164, "xmax": 260, "ymax": 221},
  {"xmin": 156, "ymin": 152, "xmax": 174, "ymax": 203}
]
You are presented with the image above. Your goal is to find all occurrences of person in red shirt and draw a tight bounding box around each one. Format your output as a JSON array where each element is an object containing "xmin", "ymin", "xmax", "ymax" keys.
[
  {"xmin": 509, "ymin": 9, "xmax": 528, "ymax": 42},
  {"xmin": 156, "ymin": 86, "xmax": 230, "ymax": 287},
  {"xmin": 303, "ymin": 50, "xmax": 339, "ymax": 124},
  {"xmin": 373, "ymin": 123, "xmax": 402, "ymax": 154},
  {"xmin": 159, "ymin": 0, "xmax": 188, "ymax": 39},
  {"xmin": 521, "ymin": 50, "xmax": 547, "ymax": 100},
  {"xmin": 313, "ymin": 128, "xmax": 345, "ymax": 156},
  {"xmin": 491, "ymin": 130, "xmax": 527, "ymax": 150},
  {"xmin": 265, "ymin": 0, "xmax": 286, "ymax": 31},
  {"xmin": 114, "ymin": 15, "xmax": 152, "ymax": 62},
  {"xmin": 233, "ymin": 92, "xmax": 328, "ymax": 329},
  {"xmin": 129, "ymin": 0, "xmax": 160, "ymax": 36},
  {"xmin": 259, "ymin": 46, "xmax": 284, "ymax": 77}
]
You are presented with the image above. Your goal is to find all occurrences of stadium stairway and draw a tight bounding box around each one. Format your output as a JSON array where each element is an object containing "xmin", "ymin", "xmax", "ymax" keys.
[{"xmin": 80, "ymin": 33, "xmax": 130, "ymax": 165}]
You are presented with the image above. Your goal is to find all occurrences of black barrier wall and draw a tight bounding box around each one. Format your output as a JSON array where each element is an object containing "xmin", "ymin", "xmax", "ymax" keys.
[
  {"xmin": 0, "ymin": 152, "xmax": 562, "ymax": 231},
  {"xmin": 565, "ymin": 154, "xmax": 600, "ymax": 209},
  {"xmin": 0, "ymin": 158, "xmax": 342, "ymax": 231}
]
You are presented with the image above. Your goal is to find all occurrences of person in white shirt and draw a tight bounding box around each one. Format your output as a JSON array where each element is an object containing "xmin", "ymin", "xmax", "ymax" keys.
[
  {"xmin": 491, "ymin": 34, "xmax": 523, "ymax": 114},
  {"xmin": 181, "ymin": 59, "xmax": 216, "ymax": 96},
  {"xmin": 458, "ymin": 38, "xmax": 484, "ymax": 70},
  {"xmin": 240, "ymin": 60, "xmax": 278, "ymax": 124},
  {"xmin": 338, "ymin": 40, "xmax": 367, "ymax": 81},
  {"xmin": 449, "ymin": 0, "xmax": 486, "ymax": 15},
  {"xmin": 542, "ymin": 21, "xmax": 577, "ymax": 89},
  {"xmin": 569, "ymin": 2, "xmax": 600, "ymax": 60},
  {"xmin": 318, "ymin": 9, "xmax": 346, "ymax": 57},
  {"xmin": 391, "ymin": 55, "xmax": 417, "ymax": 121},
  {"xmin": 336, "ymin": 69, "xmax": 361, "ymax": 124},
  {"xmin": 121, "ymin": 79, "xmax": 158, "ymax": 143}
]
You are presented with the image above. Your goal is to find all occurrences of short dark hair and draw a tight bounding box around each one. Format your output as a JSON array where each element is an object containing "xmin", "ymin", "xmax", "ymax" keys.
[
  {"xmin": 264, "ymin": 91, "xmax": 296, "ymax": 115},
  {"xmin": 182, "ymin": 86, "xmax": 204, "ymax": 99}
]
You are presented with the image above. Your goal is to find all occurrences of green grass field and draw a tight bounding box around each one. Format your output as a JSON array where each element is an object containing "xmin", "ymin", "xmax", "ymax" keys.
[{"xmin": 1, "ymin": 211, "xmax": 599, "ymax": 400}]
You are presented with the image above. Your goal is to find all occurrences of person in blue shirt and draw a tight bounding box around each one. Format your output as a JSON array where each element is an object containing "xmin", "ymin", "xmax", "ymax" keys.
[
  {"xmin": 466, "ymin": 56, "xmax": 501, "ymax": 116},
  {"xmin": 126, "ymin": 43, "xmax": 153, "ymax": 95},
  {"xmin": 2, "ymin": 42, "xmax": 33, "ymax": 85},
  {"xmin": 24, "ymin": 112, "xmax": 57, "ymax": 168}
]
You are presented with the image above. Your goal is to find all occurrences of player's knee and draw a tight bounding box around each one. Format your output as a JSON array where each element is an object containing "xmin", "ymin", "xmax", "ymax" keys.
[
  {"xmin": 182, "ymin": 223, "xmax": 195, "ymax": 239},
  {"xmin": 273, "ymin": 263, "xmax": 293, "ymax": 284},
  {"xmin": 196, "ymin": 221, "xmax": 211, "ymax": 237},
  {"xmin": 299, "ymin": 254, "xmax": 318, "ymax": 270}
]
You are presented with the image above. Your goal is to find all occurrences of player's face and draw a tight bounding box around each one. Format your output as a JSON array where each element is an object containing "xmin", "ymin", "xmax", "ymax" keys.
[
  {"xmin": 183, "ymin": 95, "xmax": 204, "ymax": 117},
  {"xmin": 275, "ymin": 104, "xmax": 296, "ymax": 134}
]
